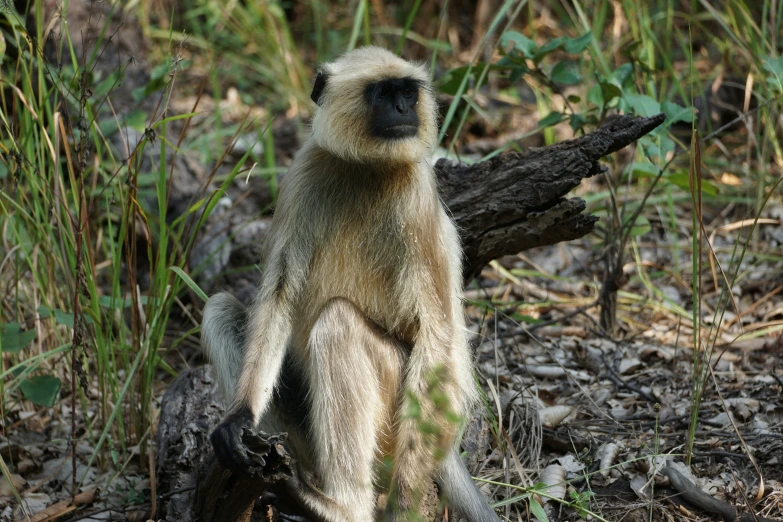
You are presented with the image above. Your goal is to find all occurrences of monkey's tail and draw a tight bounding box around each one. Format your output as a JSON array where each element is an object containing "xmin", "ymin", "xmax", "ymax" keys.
[
  {"xmin": 438, "ymin": 449, "xmax": 502, "ymax": 522},
  {"xmin": 201, "ymin": 292, "xmax": 248, "ymax": 404}
]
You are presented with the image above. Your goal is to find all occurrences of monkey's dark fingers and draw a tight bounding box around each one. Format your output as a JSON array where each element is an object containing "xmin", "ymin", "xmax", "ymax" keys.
[{"xmin": 211, "ymin": 421, "xmax": 253, "ymax": 475}]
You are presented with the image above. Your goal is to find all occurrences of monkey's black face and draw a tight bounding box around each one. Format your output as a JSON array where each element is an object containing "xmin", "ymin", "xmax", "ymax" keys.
[{"xmin": 364, "ymin": 78, "xmax": 421, "ymax": 140}]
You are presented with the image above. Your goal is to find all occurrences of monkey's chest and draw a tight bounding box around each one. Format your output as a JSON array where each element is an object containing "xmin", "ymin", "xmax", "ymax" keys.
[{"xmin": 302, "ymin": 219, "xmax": 421, "ymax": 340}]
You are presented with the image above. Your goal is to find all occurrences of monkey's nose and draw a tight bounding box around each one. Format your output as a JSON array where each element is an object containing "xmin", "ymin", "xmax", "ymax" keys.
[{"xmin": 395, "ymin": 102, "xmax": 407, "ymax": 114}]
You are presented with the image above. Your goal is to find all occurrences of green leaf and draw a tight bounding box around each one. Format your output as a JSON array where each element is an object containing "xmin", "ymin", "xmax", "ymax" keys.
[
  {"xmin": 438, "ymin": 63, "xmax": 514, "ymax": 94},
  {"xmin": 629, "ymin": 161, "xmax": 660, "ymax": 179},
  {"xmin": 611, "ymin": 63, "xmax": 634, "ymax": 87},
  {"xmin": 587, "ymin": 84, "xmax": 605, "ymax": 107},
  {"xmin": 570, "ymin": 490, "xmax": 595, "ymax": 517},
  {"xmin": 563, "ymin": 32, "xmax": 592, "ymax": 54},
  {"xmin": 623, "ymin": 93, "xmax": 661, "ymax": 117},
  {"xmin": 624, "ymin": 214, "xmax": 651, "ymax": 237},
  {"xmin": 93, "ymin": 70, "xmax": 123, "ymax": 99},
  {"xmin": 569, "ymin": 113, "xmax": 589, "ymax": 132},
  {"xmin": 508, "ymin": 65, "xmax": 529, "ymax": 83},
  {"xmin": 528, "ymin": 497, "xmax": 549, "ymax": 522},
  {"xmin": 500, "ymin": 31, "xmax": 537, "ymax": 59},
  {"xmin": 598, "ymin": 79, "xmax": 622, "ymax": 105},
  {"xmin": 537, "ymin": 36, "xmax": 565, "ymax": 56},
  {"xmin": 1, "ymin": 323, "xmax": 36, "ymax": 354},
  {"xmin": 661, "ymin": 101, "xmax": 694, "ymax": 124},
  {"xmin": 550, "ymin": 62, "xmax": 581, "ymax": 85},
  {"xmin": 169, "ymin": 266, "xmax": 208, "ymax": 302},
  {"xmin": 620, "ymin": 40, "xmax": 643, "ymax": 58},
  {"xmin": 538, "ymin": 111, "xmax": 563, "ymax": 127},
  {"xmin": 666, "ymin": 171, "xmax": 718, "ymax": 195},
  {"xmin": 531, "ymin": 481, "xmax": 549, "ymax": 492},
  {"xmin": 54, "ymin": 309, "xmax": 74, "ymax": 328},
  {"xmin": 150, "ymin": 60, "xmax": 171, "ymax": 81},
  {"xmin": 640, "ymin": 134, "xmax": 676, "ymax": 159},
  {"xmin": 0, "ymin": 31, "xmax": 6, "ymax": 66},
  {"xmin": 131, "ymin": 62, "xmax": 171, "ymax": 102},
  {"xmin": 763, "ymin": 55, "xmax": 783, "ymax": 93},
  {"xmin": 438, "ymin": 65, "xmax": 471, "ymax": 96},
  {"xmin": 20, "ymin": 375, "xmax": 61, "ymax": 407},
  {"xmin": 12, "ymin": 219, "xmax": 33, "ymax": 251},
  {"xmin": 491, "ymin": 492, "xmax": 532, "ymax": 509},
  {"xmin": 36, "ymin": 307, "xmax": 89, "ymax": 327},
  {"xmin": 99, "ymin": 296, "xmax": 124, "ymax": 309},
  {"xmin": 126, "ymin": 110, "xmax": 149, "ymax": 132},
  {"xmin": 404, "ymin": 392, "xmax": 421, "ymax": 419},
  {"xmin": 438, "ymin": 64, "xmax": 480, "ymax": 96}
]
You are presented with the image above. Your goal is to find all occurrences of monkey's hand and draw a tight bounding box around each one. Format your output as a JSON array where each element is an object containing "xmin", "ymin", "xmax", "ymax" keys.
[{"xmin": 210, "ymin": 406, "xmax": 255, "ymax": 475}]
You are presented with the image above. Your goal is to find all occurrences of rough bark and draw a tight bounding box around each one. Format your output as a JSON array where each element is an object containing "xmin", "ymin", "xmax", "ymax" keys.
[
  {"xmin": 157, "ymin": 113, "xmax": 666, "ymax": 521},
  {"xmin": 437, "ymin": 113, "xmax": 666, "ymax": 279},
  {"xmin": 156, "ymin": 366, "xmax": 223, "ymax": 522}
]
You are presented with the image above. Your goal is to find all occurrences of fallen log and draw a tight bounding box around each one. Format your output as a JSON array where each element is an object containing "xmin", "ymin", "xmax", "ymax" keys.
[
  {"xmin": 440, "ymin": 113, "xmax": 666, "ymax": 279},
  {"xmin": 156, "ymin": 113, "xmax": 666, "ymax": 521}
]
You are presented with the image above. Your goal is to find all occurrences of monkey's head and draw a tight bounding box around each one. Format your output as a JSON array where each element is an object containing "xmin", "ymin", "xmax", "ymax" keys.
[{"xmin": 310, "ymin": 47, "xmax": 438, "ymax": 164}]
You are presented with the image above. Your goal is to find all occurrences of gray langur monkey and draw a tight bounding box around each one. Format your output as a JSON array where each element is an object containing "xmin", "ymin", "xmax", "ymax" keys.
[{"xmin": 201, "ymin": 46, "xmax": 501, "ymax": 522}]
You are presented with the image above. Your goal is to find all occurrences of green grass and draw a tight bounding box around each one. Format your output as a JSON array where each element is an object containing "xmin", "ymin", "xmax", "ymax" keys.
[{"xmin": 0, "ymin": 0, "xmax": 253, "ymax": 488}]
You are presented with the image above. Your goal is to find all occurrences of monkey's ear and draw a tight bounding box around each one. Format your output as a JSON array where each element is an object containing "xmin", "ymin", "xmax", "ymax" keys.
[{"xmin": 310, "ymin": 71, "xmax": 328, "ymax": 106}]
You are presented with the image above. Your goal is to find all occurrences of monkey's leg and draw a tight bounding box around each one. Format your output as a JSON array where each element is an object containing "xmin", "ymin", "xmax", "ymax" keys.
[{"xmin": 299, "ymin": 297, "xmax": 405, "ymax": 522}]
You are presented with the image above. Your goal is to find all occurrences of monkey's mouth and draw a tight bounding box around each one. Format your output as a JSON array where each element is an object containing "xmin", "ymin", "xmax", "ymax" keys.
[{"xmin": 374, "ymin": 124, "xmax": 418, "ymax": 139}]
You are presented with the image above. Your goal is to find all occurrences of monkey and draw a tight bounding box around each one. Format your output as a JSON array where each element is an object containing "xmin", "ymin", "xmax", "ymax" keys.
[{"xmin": 201, "ymin": 46, "xmax": 501, "ymax": 522}]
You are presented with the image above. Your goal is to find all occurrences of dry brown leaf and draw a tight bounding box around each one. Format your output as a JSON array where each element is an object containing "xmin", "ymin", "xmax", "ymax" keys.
[
  {"xmin": 538, "ymin": 464, "xmax": 566, "ymax": 503},
  {"xmin": 28, "ymin": 501, "xmax": 76, "ymax": 522},
  {"xmin": 598, "ymin": 443, "xmax": 620, "ymax": 476},
  {"xmin": 0, "ymin": 473, "xmax": 26, "ymax": 497},
  {"xmin": 539, "ymin": 405, "xmax": 573, "ymax": 429},
  {"xmin": 27, "ymin": 489, "xmax": 94, "ymax": 522}
]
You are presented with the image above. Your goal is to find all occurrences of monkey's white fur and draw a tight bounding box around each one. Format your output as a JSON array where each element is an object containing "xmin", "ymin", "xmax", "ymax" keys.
[{"xmin": 202, "ymin": 46, "xmax": 498, "ymax": 522}]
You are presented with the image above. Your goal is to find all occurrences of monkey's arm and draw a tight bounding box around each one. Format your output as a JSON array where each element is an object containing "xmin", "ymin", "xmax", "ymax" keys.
[
  {"xmin": 233, "ymin": 297, "xmax": 293, "ymax": 420},
  {"xmin": 208, "ymin": 271, "xmax": 294, "ymax": 474}
]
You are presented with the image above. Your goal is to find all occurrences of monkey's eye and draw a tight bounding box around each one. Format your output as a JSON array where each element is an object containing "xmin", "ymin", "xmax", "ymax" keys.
[
  {"xmin": 402, "ymin": 88, "xmax": 416, "ymax": 98},
  {"xmin": 376, "ymin": 87, "xmax": 391, "ymax": 100}
]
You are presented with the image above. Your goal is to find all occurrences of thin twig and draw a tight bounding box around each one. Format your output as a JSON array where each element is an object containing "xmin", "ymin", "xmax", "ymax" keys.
[{"xmin": 600, "ymin": 353, "xmax": 662, "ymax": 405}]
